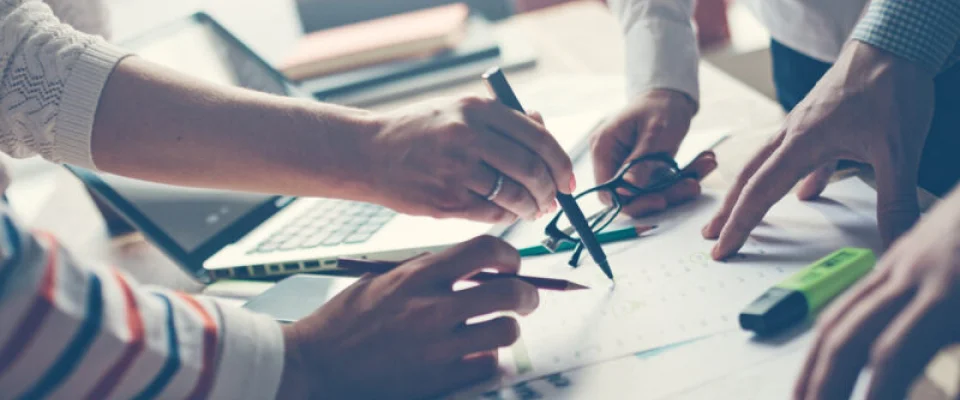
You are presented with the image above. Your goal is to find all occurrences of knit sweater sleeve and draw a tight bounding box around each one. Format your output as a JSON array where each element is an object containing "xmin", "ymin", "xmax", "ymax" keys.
[{"xmin": 0, "ymin": 0, "xmax": 128, "ymax": 169}]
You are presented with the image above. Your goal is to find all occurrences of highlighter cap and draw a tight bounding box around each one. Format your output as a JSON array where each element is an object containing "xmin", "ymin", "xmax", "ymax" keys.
[{"xmin": 739, "ymin": 287, "xmax": 808, "ymax": 336}]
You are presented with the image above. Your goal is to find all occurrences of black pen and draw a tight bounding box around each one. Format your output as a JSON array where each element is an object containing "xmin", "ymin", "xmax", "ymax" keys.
[{"xmin": 480, "ymin": 67, "xmax": 614, "ymax": 281}]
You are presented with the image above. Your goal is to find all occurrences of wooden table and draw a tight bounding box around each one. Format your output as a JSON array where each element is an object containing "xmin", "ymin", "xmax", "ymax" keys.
[{"xmin": 7, "ymin": 1, "xmax": 953, "ymax": 398}]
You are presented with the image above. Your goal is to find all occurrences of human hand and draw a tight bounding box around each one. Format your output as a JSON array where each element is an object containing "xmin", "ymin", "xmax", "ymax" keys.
[
  {"xmin": 276, "ymin": 235, "xmax": 538, "ymax": 399},
  {"xmin": 703, "ymin": 41, "xmax": 935, "ymax": 260},
  {"xmin": 793, "ymin": 186, "xmax": 960, "ymax": 400},
  {"xmin": 590, "ymin": 89, "xmax": 716, "ymax": 217},
  {"xmin": 361, "ymin": 96, "xmax": 575, "ymax": 223}
]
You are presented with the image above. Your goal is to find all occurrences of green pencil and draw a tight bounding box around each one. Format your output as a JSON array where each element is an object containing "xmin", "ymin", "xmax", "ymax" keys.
[{"xmin": 518, "ymin": 225, "xmax": 657, "ymax": 257}]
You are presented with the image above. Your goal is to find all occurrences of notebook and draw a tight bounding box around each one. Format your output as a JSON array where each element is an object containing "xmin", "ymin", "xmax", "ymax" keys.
[{"xmin": 280, "ymin": 3, "xmax": 470, "ymax": 80}]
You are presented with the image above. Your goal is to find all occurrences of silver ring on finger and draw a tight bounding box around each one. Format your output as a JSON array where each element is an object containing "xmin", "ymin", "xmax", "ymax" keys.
[{"xmin": 485, "ymin": 173, "xmax": 505, "ymax": 201}]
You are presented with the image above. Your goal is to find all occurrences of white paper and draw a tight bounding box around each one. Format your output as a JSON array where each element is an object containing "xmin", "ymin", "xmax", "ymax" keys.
[
  {"xmin": 465, "ymin": 177, "xmax": 882, "ymax": 396},
  {"xmin": 459, "ymin": 328, "xmax": 873, "ymax": 400}
]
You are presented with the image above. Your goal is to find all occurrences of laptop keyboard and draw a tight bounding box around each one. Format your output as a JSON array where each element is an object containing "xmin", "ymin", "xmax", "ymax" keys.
[{"xmin": 252, "ymin": 199, "xmax": 396, "ymax": 254}]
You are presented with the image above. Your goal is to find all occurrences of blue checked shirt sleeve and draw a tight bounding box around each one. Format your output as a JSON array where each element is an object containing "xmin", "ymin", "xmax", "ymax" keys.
[{"xmin": 851, "ymin": 0, "xmax": 960, "ymax": 73}]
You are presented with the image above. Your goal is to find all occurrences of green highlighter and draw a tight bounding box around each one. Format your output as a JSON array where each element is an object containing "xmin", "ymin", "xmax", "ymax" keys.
[{"xmin": 739, "ymin": 247, "xmax": 877, "ymax": 336}]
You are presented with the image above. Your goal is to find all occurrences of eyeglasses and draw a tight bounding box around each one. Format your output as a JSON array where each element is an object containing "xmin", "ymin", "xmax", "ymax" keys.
[{"xmin": 543, "ymin": 152, "xmax": 699, "ymax": 266}]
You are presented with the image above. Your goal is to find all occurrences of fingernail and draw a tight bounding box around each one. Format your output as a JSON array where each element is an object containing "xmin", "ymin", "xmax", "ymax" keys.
[
  {"xmin": 552, "ymin": 200, "xmax": 559, "ymax": 213},
  {"xmin": 710, "ymin": 245, "xmax": 723, "ymax": 261},
  {"xmin": 569, "ymin": 175, "xmax": 577, "ymax": 193}
]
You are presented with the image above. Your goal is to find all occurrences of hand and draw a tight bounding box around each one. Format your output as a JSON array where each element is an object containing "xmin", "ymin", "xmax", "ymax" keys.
[
  {"xmin": 276, "ymin": 235, "xmax": 538, "ymax": 399},
  {"xmin": 362, "ymin": 96, "xmax": 575, "ymax": 223},
  {"xmin": 590, "ymin": 89, "xmax": 716, "ymax": 217},
  {"xmin": 703, "ymin": 41, "xmax": 936, "ymax": 260},
  {"xmin": 794, "ymin": 186, "xmax": 960, "ymax": 400}
]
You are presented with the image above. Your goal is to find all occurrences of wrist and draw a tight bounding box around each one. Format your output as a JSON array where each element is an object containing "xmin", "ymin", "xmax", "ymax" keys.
[
  {"xmin": 637, "ymin": 89, "xmax": 698, "ymax": 117},
  {"xmin": 844, "ymin": 40, "xmax": 936, "ymax": 82},
  {"xmin": 276, "ymin": 324, "xmax": 309, "ymax": 399},
  {"xmin": 283, "ymin": 101, "xmax": 382, "ymax": 201}
]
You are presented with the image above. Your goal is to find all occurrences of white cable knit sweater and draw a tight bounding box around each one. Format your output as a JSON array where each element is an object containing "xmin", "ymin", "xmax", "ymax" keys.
[
  {"xmin": 0, "ymin": 2, "xmax": 286, "ymax": 399},
  {"xmin": 0, "ymin": 0, "xmax": 125, "ymax": 168}
]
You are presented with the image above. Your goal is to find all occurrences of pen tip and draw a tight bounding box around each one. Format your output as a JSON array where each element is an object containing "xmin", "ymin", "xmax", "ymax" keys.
[{"xmin": 566, "ymin": 282, "xmax": 590, "ymax": 291}]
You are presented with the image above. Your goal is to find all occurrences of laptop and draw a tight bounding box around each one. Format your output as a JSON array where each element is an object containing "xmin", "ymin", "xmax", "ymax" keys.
[{"xmin": 67, "ymin": 13, "xmax": 506, "ymax": 283}]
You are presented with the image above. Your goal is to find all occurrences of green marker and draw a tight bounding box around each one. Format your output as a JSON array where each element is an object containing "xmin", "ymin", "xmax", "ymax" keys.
[
  {"xmin": 739, "ymin": 247, "xmax": 876, "ymax": 336},
  {"xmin": 517, "ymin": 225, "xmax": 656, "ymax": 257}
]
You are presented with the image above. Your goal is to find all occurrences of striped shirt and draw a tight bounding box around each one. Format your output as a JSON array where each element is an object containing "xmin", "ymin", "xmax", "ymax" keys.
[
  {"xmin": 0, "ymin": 1, "xmax": 285, "ymax": 398},
  {"xmin": 0, "ymin": 205, "xmax": 284, "ymax": 399}
]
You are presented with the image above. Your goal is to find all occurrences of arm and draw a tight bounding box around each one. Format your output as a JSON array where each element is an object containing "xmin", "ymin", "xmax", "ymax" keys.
[
  {"xmin": 851, "ymin": 0, "xmax": 960, "ymax": 73},
  {"xmin": 1, "ymin": 0, "xmax": 574, "ymax": 223},
  {"xmin": 0, "ymin": 0, "xmax": 374, "ymax": 198},
  {"xmin": 589, "ymin": 0, "xmax": 714, "ymax": 219},
  {"xmin": 0, "ymin": 204, "xmax": 284, "ymax": 399},
  {"xmin": 704, "ymin": 0, "xmax": 954, "ymax": 259}
]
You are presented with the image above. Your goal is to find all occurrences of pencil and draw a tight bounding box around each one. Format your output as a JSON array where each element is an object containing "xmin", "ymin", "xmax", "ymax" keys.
[
  {"xmin": 518, "ymin": 225, "xmax": 657, "ymax": 257},
  {"xmin": 335, "ymin": 258, "xmax": 589, "ymax": 291}
]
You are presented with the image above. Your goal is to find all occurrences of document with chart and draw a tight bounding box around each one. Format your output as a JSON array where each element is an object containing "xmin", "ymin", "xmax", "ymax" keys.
[{"xmin": 489, "ymin": 177, "xmax": 882, "ymax": 390}]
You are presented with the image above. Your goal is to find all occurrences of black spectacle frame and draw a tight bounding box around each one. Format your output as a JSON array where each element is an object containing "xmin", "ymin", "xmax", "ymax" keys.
[{"xmin": 543, "ymin": 152, "xmax": 697, "ymax": 266}]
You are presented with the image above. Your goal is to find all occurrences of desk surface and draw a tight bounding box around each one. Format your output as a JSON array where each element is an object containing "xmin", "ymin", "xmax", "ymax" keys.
[{"xmin": 9, "ymin": 1, "xmax": 950, "ymax": 398}]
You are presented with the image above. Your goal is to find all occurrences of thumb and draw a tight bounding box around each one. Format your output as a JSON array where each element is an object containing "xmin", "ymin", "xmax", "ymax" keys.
[
  {"xmin": 590, "ymin": 121, "xmax": 634, "ymax": 203},
  {"xmin": 527, "ymin": 111, "xmax": 544, "ymax": 125},
  {"xmin": 874, "ymin": 162, "xmax": 921, "ymax": 248}
]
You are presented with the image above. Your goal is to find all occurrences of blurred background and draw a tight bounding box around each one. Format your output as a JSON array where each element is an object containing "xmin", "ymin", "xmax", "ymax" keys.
[{"xmin": 105, "ymin": 0, "xmax": 774, "ymax": 97}]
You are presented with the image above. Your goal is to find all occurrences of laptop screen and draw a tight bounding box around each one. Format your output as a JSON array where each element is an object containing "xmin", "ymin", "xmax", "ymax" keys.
[
  {"xmin": 92, "ymin": 173, "xmax": 271, "ymax": 253},
  {"xmin": 69, "ymin": 13, "xmax": 304, "ymax": 277}
]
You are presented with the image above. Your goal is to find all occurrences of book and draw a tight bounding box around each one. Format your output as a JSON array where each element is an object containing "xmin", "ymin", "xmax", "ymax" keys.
[{"xmin": 280, "ymin": 3, "xmax": 470, "ymax": 81}]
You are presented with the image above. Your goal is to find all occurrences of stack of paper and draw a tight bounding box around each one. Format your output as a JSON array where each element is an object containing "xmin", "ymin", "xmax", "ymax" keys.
[{"xmin": 454, "ymin": 177, "xmax": 882, "ymax": 398}]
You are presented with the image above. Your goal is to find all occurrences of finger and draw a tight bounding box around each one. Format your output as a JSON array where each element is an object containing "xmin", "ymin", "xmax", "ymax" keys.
[
  {"xmin": 817, "ymin": 267, "xmax": 894, "ymax": 337},
  {"xmin": 451, "ymin": 192, "xmax": 518, "ymax": 224},
  {"xmin": 430, "ymin": 352, "xmax": 499, "ymax": 397},
  {"xmin": 680, "ymin": 151, "xmax": 718, "ymax": 181},
  {"xmin": 591, "ymin": 118, "xmax": 636, "ymax": 193},
  {"xmin": 703, "ymin": 132, "xmax": 785, "ymax": 240},
  {"xmin": 465, "ymin": 163, "xmax": 540, "ymax": 220},
  {"xmin": 867, "ymin": 283, "xmax": 954, "ymax": 400},
  {"xmin": 794, "ymin": 268, "xmax": 891, "ymax": 399},
  {"xmin": 408, "ymin": 235, "xmax": 521, "ymax": 287},
  {"xmin": 712, "ymin": 140, "xmax": 815, "ymax": 260},
  {"xmin": 479, "ymin": 102, "xmax": 575, "ymax": 194},
  {"xmin": 528, "ymin": 111, "xmax": 544, "ymax": 125},
  {"xmin": 475, "ymin": 132, "xmax": 556, "ymax": 212},
  {"xmin": 453, "ymin": 279, "xmax": 540, "ymax": 320},
  {"xmin": 614, "ymin": 153, "xmax": 710, "ymax": 201},
  {"xmin": 661, "ymin": 178, "xmax": 702, "ymax": 204},
  {"xmin": 797, "ymin": 163, "xmax": 836, "ymax": 201},
  {"xmin": 449, "ymin": 316, "xmax": 522, "ymax": 359},
  {"xmin": 803, "ymin": 282, "xmax": 914, "ymax": 400},
  {"xmin": 620, "ymin": 194, "xmax": 669, "ymax": 218},
  {"xmin": 620, "ymin": 177, "xmax": 705, "ymax": 217},
  {"xmin": 873, "ymin": 158, "xmax": 921, "ymax": 249}
]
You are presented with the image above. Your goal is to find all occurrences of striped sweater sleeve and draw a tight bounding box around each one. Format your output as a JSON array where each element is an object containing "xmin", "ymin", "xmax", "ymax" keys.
[
  {"xmin": 0, "ymin": 204, "xmax": 286, "ymax": 399},
  {"xmin": 0, "ymin": 0, "xmax": 127, "ymax": 169}
]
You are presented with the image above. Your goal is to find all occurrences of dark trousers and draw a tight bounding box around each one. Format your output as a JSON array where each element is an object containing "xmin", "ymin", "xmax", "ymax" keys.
[{"xmin": 770, "ymin": 40, "xmax": 960, "ymax": 196}]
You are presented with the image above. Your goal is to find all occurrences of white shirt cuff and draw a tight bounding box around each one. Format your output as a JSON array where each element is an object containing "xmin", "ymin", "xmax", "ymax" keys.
[
  {"xmin": 622, "ymin": 18, "xmax": 700, "ymax": 104},
  {"xmin": 207, "ymin": 303, "xmax": 286, "ymax": 400},
  {"xmin": 55, "ymin": 39, "xmax": 129, "ymax": 169}
]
